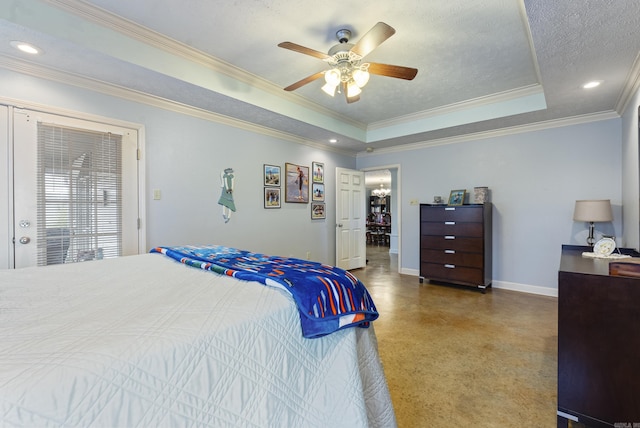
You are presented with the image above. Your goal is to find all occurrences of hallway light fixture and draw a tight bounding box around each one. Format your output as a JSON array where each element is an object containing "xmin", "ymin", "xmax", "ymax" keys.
[{"xmin": 372, "ymin": 184, "xmax": 390, "ymax": 198}]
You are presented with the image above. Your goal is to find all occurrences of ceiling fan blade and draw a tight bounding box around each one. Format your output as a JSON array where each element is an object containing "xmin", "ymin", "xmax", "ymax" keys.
[
  {"xmin": 351, "ymin": 22, "xmax": 396, "ymax": 58},
  {"xmin": 278, "ymin": 42, "xmax": 331, "ymax": 60},
  {"xmin": 283, "ymin": 71, "xmax": 325, "ymax": 91},
  {"xmin": 368, "ymin": 62, "xmax": 418, "ymax": 80}
]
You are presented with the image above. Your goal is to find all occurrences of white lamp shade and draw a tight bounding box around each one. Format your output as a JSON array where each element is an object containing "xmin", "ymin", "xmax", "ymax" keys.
[
  {"xmin": 573, "ymin": 199, "xmax": 613, "ymax": 222},
  {"xmin": 353, "ymin": 69, "xmax": 370, "ymax": 87},
  {"xmin": 346, "ymin": 82, "xmax": 362, "ymax": 97},
  {"xmin": 321, "ymin": 82, "xmax": 337, "ymax": 96},
  {"xmin": 324, "ymin": 69, "xmax": 340, "ymax": 85}
]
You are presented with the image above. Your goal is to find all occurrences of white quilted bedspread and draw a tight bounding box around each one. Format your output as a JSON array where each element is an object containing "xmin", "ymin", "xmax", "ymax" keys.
[{"xmin": 0, "ymin": 253, "xmax": 396, "ymax": 427}]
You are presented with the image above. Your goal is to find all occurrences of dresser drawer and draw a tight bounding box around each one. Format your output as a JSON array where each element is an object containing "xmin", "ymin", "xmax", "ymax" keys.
[
  {"xmin": 421, "ymin": 262, "xmax": 484, "ymax": 286},
  {"xmin": 421, "ymin": 221, "xmax": 483, "ymax": 237},
  {"xmin": 420, "ymin": 205, "xmax": 483, "ymax": 222},
  {"xmin": 420, "ymin": 249, "xmax": 483, "ymax": 268},
  {"xmin": 421, "ymin": 236, "xmax": 483, "ymax": 252}
]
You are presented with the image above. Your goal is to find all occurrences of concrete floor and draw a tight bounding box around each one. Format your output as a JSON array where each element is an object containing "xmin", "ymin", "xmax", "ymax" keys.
[{"xmin": 353, "ymin": 245, "xmax": 558, "ymax": 428}]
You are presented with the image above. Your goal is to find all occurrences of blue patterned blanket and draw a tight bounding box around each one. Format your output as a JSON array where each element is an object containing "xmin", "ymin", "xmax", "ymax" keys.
[{"xmin": 151, "ymin": 245, "xmax": 378, "ymax": 338}]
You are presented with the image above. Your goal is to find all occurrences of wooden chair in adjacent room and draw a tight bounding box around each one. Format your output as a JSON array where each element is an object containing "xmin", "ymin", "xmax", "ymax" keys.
[{"xmin": 382, "ymin": 213, "xmax": 391, "ymax": 246}]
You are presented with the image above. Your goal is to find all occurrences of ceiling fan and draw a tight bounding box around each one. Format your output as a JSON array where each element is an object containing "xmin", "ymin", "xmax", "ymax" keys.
[{"xmin": 278, "ymin": 22, "xmax": 418, "ymax": 103}]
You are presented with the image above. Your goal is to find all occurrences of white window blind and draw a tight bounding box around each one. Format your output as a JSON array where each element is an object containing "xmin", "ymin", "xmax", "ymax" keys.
[{"xmin": 36, "ymin": 124, "xmax": 123, "ymax": 266}]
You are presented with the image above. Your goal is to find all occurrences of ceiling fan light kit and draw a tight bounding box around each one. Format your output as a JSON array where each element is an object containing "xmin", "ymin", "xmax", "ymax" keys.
[
  {"xmin": 278, "ymin": 22, "xmax": 418, "ymax": 103},
  {"xmin": 321, "ymin": 62, "xmax": 369, "ymax": 97}
]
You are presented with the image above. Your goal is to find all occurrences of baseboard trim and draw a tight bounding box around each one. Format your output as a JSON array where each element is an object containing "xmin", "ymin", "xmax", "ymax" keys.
[
  {"xmin": 490, "ymin": 281, "xmax": 558, "ymax": 297},
  {"xmin": 399, "ymin": 271, "xmax": 558, "ymax": 297}
]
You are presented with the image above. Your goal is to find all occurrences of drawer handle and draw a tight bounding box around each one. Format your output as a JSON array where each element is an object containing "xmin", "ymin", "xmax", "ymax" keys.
[
  {"xmin": 445, "ymin": 207, "xmax": 455, "ymax": 211},
  {"xmin": 445, "ymin": 250, "xmax": 455, "ymax": 254},
  {"xmin": 444, "ymin": 264, "xmax": 455, "ymax": 269},
  {"xmin": 445, "ymin": 236, "xmax": 456, "ymax": 240},
  {"xmin": 445, "ymin": 221, "xmax": 455, "ymax": 225}
]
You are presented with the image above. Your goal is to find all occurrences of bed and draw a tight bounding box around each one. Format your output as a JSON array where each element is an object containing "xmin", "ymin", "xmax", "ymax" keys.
[{"xmin": 0, "ymin": 246, "xmax": 396, "ymax": 427}]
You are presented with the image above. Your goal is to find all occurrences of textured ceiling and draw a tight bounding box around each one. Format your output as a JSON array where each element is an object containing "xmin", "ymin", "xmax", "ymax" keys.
[{"xmin": 1, "ymin": 0, "xmax": 639, "ymax": 154}]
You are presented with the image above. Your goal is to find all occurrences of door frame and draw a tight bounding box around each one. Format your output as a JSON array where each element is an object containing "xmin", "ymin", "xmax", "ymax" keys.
[
  {"xmin": 335, "ymin": 167, "xmax": 367, "ymax": 270},
  {"xmin": 0, "ymin": 105, "xmax": 10, "ymax": 268},
  {"xmin": 1, "ymin": 99, "xmax": 147, "ymax": 268},
  {"xmin": 362, "ymin": 164, "xmax": 402, "ymax": 273}
]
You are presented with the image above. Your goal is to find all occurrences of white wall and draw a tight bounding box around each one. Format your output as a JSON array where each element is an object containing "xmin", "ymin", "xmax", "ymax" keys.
[
  {"xmin": 0, "ymin": 69, "xmax": 356, "ymax": 265},
  {"xmin": 621, "ymin": 88, "xmax": 640, "ymax": 251},
  {"xmin": 358, "ymin": 118, "xmax": 622, "ymax": 294}
]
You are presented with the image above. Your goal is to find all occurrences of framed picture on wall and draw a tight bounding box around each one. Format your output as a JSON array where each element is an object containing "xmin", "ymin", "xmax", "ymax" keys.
[
  {"xmin": 312, "ymin": 161, "xmax": 324, "ymax": 183},
  {"xmin": 448, "ymin": 189, "xmax": 466, "ymax": 206},
  {"xmin": 285, "ymin": 163, "xmax": 309, "ymax": 203},
  {"xmin": 311, "ymin": 202, "xmax": 326, "ymax": 219},
  {"xmin": 263, "ymin": 164, "xmax": 280, "ymax": 187},
  {"xmin": 264, "ymin": 187, "xmax": 281, "ymax": 208},
  {"xmin": 312, "ymin": 183, "xmax": 324, "ymax": 201}
]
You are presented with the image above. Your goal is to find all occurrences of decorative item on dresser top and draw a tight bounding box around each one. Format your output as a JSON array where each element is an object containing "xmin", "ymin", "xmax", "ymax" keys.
[
  {"xmin": 419, "ymin": 203, "xmax": 492, "ymax": 293},
  {"xmin": 581, "ymin": 237, "xmax": 630, "ymax": 260},
  {"xmin": 473, "ymin": 186, "xmax": 489, "ymax": 204},
  {"xmin": 572, "ymin": 199, "xmax": 613, "ymax": 246}
]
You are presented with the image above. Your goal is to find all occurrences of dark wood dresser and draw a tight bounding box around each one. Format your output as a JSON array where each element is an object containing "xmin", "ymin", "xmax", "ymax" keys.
[
  {"xmin": 557, "ymin": 246, "xmax": 640, "ymax": 427},
  {"xmin": 419, "ymin": 203, "xmax": 492, "ymax": 292}
]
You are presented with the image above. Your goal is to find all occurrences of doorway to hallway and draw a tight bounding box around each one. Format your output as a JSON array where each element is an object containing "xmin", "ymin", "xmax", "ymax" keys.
[{"xmin": 364, "ymin": 166, "xmax": 400, "ymax": 272}]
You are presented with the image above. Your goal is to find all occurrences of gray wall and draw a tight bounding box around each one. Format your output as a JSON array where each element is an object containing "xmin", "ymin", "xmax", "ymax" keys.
[{"xmin": 357, "ymin": 118, "xmax": 623, "ymax": 294}]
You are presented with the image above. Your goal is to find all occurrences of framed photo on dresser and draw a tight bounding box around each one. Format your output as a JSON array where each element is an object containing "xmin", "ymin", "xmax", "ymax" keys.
[{"xmin": 448, "ymin": 189, "xmax": 465, "ymax": 206}]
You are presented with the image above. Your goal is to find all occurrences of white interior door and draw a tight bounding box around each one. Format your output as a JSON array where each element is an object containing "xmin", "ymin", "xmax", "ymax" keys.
[
  {"xmin": 0, "ymin": 105, "xmax": 9, "ymax": 268},
  {"xmin": 12, "ymin": 109, "xmax": 140, "ymax": 268},
  {"xmin": 335, "ymin": 167, "xmax": 366, "ymax": 270}
]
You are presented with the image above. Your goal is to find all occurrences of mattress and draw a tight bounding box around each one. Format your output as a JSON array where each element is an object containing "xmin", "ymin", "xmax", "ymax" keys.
[{"xmin": 0, "ymin": 253, "xmax": 396, "ymax": 427}]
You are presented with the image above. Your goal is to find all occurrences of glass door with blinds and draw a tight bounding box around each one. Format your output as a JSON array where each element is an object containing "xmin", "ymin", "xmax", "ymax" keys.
[{"xmin": 12, "ymin": 109, "xmax": 140, "ymax": 268}]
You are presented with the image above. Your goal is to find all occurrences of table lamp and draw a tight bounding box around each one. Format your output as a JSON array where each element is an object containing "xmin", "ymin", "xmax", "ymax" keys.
[{"xmin": 573, "ymin": 199, "xmax": 613, "ymax": 246}]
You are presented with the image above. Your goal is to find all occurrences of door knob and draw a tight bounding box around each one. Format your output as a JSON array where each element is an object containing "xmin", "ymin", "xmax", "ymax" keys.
[
  {"xmin": 337, "ymin": 224, "xmax": 343, "ymax": 228},
  {"xmin": 19, "ymin": 236, "xmax": 30, "ymax": 244}
]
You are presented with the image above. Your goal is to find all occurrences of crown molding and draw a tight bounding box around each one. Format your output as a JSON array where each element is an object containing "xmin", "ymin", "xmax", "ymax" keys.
[
  {"xmin": 615, "ymin": 51, "xmax": 640, "ymax": 115},
  {"xmin": 367, "ymin": 84, "xmax": 544, "ymax": 132},
  {"xmin": 358, "ymin": 110, "xmax": 620, "ymax": 157},
  {"xmin": 43, "ymin": 0, "xmax": 365, "ymax": 132},
  {"xmin": 0, "ymin": 55, "xmax": 355, "ymax": 157},
  {"xmin": 517, "ymin": 0, "xmax": 544, "ymax": 88}
]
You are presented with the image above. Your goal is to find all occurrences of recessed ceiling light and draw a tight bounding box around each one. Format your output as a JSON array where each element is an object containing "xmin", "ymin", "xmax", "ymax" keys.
[
  {"xmin": 329, "ymin": 138, "xmax": 338, "ymax": 143},
  {"xmin": 582, "ymin": 81, "xmax": 602, "ymax": 89},
  {"xmin": 10, "ymin": 41, "xmax": 41, "ymax": 55}
]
